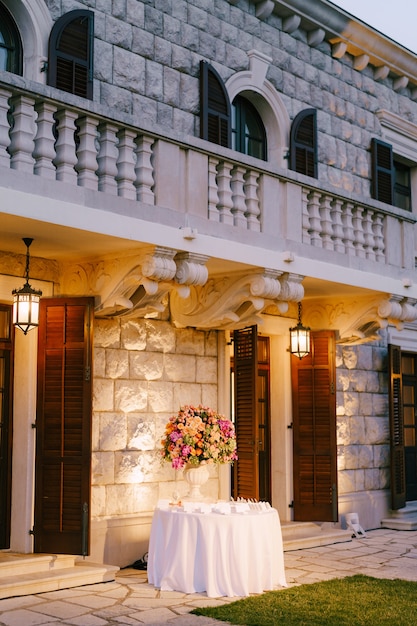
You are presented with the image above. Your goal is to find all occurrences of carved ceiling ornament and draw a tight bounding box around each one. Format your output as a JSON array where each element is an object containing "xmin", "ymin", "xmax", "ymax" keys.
[
  {"xmin": 169, "ymin": 270, "xmax": 305, "ymax": 330},
  {"xmin": 305, "ymin": 295, "xmax": 417, "ymax": 345},
  {"xmin": 62, "ymin": 246, "xmax": 210, "ymax": 320},
  {"xmin": 61, "ymin": 249, "xmax": 417, "ymax": 337}
]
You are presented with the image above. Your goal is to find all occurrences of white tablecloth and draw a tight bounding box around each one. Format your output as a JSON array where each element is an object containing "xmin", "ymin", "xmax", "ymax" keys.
[{"xmin": 147, "ymin": 506, "xmax": 287, "ymax": 598}]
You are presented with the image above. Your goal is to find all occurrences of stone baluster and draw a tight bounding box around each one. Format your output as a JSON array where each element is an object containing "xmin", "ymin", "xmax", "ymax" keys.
[
  {"xmin": 244, "ymin": 170, "xmax": 261, "ymax": 232},
  {"xmin": 330, "ymin": 197, "xmax": 345, "ymax": 252},
  {"xmin": 231, "ymin": 165, "xmax": 247, "ymax": 228},
  {"xmin": 53, "ymin": 108, "xmax": 78, "ymax": 184},
  {"xmin": 319, "ymin": 194, "xmax": 333, "ymax": 250},
  {"xmin": 301, "ymin": 187, "xmax": 310, "ymax": 244},
  {"xmin": 362, "ymin": 210, "xmax": 376, "ymax": 261},
  {"xmin": 8, "ymin": 95, "xmax": 35, "ymax": 172},
  {"xmin": 75, "ymin": 115, "xmax": 99, "ymax": 189},
  {"xmin": 0, "ymin": 88, "xmax": 11, "ymax": 168},
  {"xmin": 208, "ymin": 157, "xmax": 219, "ymax": 221},
  {"xmin": 351, "ymin": 204, "xmax": 366, "ymax": 258},
  {"xmin": 306, "ymin": 190, "xmax": 322, "ymax": 246},
  {"xmin": 33, "ymin": 102, "xmax": 57, "ymax": 179},
  {"xmin": 116, "ymin": 128, "xmax": 136, "ymax": 199},
  {"xmin": 97, "ymin": 121, "xmax": 118, "ymax": 195},
  {"xmin": 216, "ymin": 160, "xmax": 234, "ymax": 225},
  {"xmin": 135, "ymin": 135, "xmax": 154, "ymax": 204},
  {"xmin": 372, "ymin": 213, "xmax": 385, "ymax": 262},
  {"xmin": 341, "ymin": 201, "xmax": 355, "ymax": 255}
]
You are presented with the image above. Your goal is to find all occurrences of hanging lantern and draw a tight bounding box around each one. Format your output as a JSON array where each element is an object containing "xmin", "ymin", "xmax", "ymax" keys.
[
  {"xmin": 289, "ymin": 302, "xmax": 310, "ymax": 359},
  {"xmin": 12, "ymin": 238, "xmax": 42, "ymax": 335}
]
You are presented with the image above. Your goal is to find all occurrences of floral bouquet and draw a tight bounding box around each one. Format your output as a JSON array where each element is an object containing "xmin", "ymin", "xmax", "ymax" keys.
[{"xmin": 161, "ymin": 404, "xmax": 238, "ymax": 470}]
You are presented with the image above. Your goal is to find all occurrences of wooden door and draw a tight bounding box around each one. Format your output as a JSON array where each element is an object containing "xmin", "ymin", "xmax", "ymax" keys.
[
  {"xmin": 0, "ymin": 306, "xmax": 13, "ymax": 549},
  {"xmin": 291, "ymin": 330, "xmax": 337, "ymax": 521},
  {"xmin": 34, "ymin": 297, "xmax": 93, "ymax": 555}
]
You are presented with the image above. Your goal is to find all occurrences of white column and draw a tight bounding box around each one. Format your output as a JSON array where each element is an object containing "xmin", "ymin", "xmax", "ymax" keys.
[{"xmin": 10, "ymin": 329, "xmax": 38, "ymax": 553}]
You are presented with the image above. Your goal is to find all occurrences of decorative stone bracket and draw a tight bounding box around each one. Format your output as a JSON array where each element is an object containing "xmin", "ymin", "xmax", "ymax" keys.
[
  {"xmin": 94, "ymin": 247, "xmax": 209, "ymax": 319},
  {"xmin": 63, "ymin": 252, "xmax": 305, "ymax": 329},
  {"xmin": 170, "ymin": 270, "xmax": 305, "ymax": 329},
  {"xmin": 334, "ymin": 295, "xmax": 417, "ymax": 344}
]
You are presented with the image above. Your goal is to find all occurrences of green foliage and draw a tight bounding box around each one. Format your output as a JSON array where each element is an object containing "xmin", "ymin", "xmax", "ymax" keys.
[{"xmin": 192, "ymin": 575, "xmax": 417, "ymax": 625}]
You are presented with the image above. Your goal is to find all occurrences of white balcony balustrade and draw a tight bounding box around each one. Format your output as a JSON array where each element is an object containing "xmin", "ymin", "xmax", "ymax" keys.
[{"xmin": 0, "ymin": 79, "xmax": 415, "ymax": 274}]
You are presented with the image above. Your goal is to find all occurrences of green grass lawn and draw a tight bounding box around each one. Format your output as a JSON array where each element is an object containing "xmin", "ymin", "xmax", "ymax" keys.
[{"xmin": 192, "ymin": 575, "xmax": 417, "ymax": 625}]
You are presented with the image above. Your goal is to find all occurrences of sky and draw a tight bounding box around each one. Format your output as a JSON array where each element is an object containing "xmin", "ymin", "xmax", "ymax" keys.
[{"xmin": 332, "ymin": 0, "xmax": 417, "ymax": 53}]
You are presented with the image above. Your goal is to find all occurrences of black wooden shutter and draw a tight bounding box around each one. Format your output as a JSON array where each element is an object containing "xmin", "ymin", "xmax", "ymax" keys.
[
  {"xmin": 200, "ymin": 60, "xmax": 231, "ymax": 148},
  {"xmin": 388, "ymin": 344, "xmax": 406, "ymax": 510},
  {"xmin": 48, "ymin": 10, "xmax": 94, "ymax": 100},
  {"xmin": 233, "ymin": 325, "xmax": 259, "ymax": 500},
  {"xmin": 371, "ymin": 138, "xmax": 394, "ymax": 205},
  {"xmin": 290, "ymin": 109, "xmax": 317, "ymax": 178},
  {"xmin": 35, "ymin": 297, "xmax": 93, "ymax": 555}
]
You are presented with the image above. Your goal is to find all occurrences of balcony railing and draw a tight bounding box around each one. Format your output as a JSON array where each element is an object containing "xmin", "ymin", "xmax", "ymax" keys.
[{"xmin": 0, "ymin": 75, "xmax": 415, "ymax": 272}]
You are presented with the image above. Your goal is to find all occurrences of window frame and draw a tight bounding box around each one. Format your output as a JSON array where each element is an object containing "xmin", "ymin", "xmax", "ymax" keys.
[
  {"xmin": 231, "ymin": 94, "xmax": 267, "ymax": 161},
  {"xmin": 0, "ymin": 4, "xmax": 23, "ymax": 75},
  {"xmin": 48, "ymin": 9, "xmax": 94, "ymax": 100}
]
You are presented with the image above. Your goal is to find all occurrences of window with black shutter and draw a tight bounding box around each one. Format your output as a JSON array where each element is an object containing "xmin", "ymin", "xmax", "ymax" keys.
[
  {"xmin": 48, "ymin": 10, "xmax": 94, "ymax": 100},
  {"xmin": 371, "ymin": 138, "xmax": 412, "ymax": 210},
  {"xmin": 200, "ymin": 60, "xmax": 231, "ymax": 148},
  {"xmin": 290, "ymin": 109, "xmax": 317, "ymax": 178},
  {"xmin": 0, "ymin": 5, "xmax": 22, "ymax": 75}
]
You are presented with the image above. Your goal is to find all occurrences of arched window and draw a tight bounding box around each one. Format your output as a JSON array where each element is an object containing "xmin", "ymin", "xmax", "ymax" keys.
[
  {"xmin": 48, "ymin": 10, "xmax": 94, "ymax": 99},
  {"xmin": 0, "ymin": 4, "xmax": 23, "ymax": 74},
  {"xmin": 231, "ymin": 95, "xmax": 267, "ymax": 161}
]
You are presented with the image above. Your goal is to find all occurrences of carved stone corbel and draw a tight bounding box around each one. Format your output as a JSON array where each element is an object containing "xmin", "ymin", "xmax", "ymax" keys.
[
  {"xmin": 378, "ymin": 295, "xmax": 417, "ymax": 329},
  {"xmin": 169, "ymin": 270, "xmax": 306, "ymax": 330}
]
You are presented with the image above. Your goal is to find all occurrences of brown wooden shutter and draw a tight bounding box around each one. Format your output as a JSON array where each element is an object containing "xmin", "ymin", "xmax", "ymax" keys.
[
  {"xmin": 200, "ymin": 60, "xmax": 231, "ymax": 147},
  {"xmin": 35, "ymin": 297, "xmax": 93, "ymax": 555},
  {"xmin": 371, "ymin": 138, "xmax": 394, "ymax": 205},
  {"xmin": 388, "ymin": 344, "xmax": 406, "ymax": 510},
  {"xmin": 292, "ymin": 331, "xmax": 337, "ymax": 521},
  {"xmin": 48, "ymin": 10, "xmax": 94, "ymax": 100},
  {"xmin": 290, "ymin": 109, "xmax": 317, "ymax": 178},
  {"xmin": 233, "ymin": 325, "xmax": 259, "ymax": 500}
]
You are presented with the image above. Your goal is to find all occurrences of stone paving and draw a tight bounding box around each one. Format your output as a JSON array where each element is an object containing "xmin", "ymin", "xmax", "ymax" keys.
[{"xmin": 0, "ymin": 529, "xmax": 416, "ymax": 625}]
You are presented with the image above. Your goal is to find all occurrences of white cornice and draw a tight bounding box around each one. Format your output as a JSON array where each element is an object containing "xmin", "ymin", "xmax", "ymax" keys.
[{"xmin": 244, "ymin": 0, "xmax": 417, "ymax": 88}]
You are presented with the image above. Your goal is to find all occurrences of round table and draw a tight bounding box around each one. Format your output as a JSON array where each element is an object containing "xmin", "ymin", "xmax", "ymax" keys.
[{"xmin": 147, "ymin": 505, "xmax": 287, "ymax": 598}]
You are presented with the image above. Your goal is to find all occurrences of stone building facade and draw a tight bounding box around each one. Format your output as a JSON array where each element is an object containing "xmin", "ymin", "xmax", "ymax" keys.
[{"xmin": 1, "ymin": 0, "xmax": 417, "ymax": 566}]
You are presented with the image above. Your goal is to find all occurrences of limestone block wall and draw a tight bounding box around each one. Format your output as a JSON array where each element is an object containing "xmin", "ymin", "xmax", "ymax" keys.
[
  {"xmin": 48, "ymin": 1, "xmax": 417, "ymax": 199},
  {"xmin": 91, "ymin": 317, "xmax": 220, "ymax": 522},
  {"xmin": 336, "ymin": 339, "xmax": 390, "ymax": 498}
]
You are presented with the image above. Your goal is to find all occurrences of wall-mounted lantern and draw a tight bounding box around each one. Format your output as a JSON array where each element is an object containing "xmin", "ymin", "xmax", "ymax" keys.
[
  {"xmin": 12, "ymin": 238, "xmax": 42, "ymax": 335},
  {"xmin": 289, "ymin": 302, "xmax": 310, "ymax": 359}
]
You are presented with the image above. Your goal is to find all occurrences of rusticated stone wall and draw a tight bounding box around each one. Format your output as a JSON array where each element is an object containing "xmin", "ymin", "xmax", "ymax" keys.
[
  {"xmin": 336, "ymin": 338, "xmax": 390, "ymax": 496},
  {"xmin": 91, "ymin": 317, "xmax": 219, "ymax": 519}
]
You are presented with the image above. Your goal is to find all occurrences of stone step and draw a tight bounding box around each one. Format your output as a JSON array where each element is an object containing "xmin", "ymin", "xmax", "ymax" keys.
[
  {"xmin": 281, "ymin": 522, "xmax": 352, "ymax": 551},
  {"xmin": 381, "ymin": 500, "xmax": 417, "ymax": 531},
  {"xmin": 0, "ymin": 554, "xmax": 119, "ymax": 600},
  {"xmin": 0, "ymin": 553, "xmax": 76, "ymax": 577}
]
